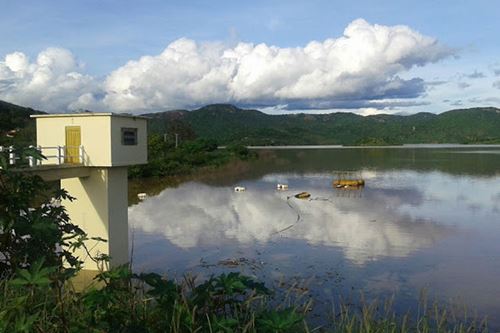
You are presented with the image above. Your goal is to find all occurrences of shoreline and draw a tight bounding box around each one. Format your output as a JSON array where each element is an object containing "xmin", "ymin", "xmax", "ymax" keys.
[{"xmin": 246, "ymin": 143, "xmax": 500, "ymax": 149}]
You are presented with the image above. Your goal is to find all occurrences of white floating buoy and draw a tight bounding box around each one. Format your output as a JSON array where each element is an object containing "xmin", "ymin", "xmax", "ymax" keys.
[
  {"xmin": 137, "ymin": 193, "xmax": 147, "ymax": 200},
  {"xmin": 277, "ymin": 184, "xmax": 289, "ymax": 190},
  {"xmin": 234, "ymin": 186, "xmax": 246, "ymax": 192}
]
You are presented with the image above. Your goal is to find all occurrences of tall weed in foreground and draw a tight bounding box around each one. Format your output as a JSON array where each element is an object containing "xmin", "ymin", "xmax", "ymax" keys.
[
  {"xmin": 0, "ymin": 266, "xmax": 491, "ymax": 333},
  {"xmin": 327, "ymin": 295, "xmax": 489, "ymax": 333},
  {"xmin": 1, "ymin": 266, "xmax": 307, "ymax": 332}
]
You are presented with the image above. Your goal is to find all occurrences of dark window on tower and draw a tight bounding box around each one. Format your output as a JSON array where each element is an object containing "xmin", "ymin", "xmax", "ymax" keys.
[{"xmin": 121, "ymin": 128, "xmax": 138, "ymax": 145}]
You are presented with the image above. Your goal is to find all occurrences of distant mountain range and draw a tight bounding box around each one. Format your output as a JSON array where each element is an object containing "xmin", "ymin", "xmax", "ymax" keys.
[
  {"xmin": 2, "ymin": 100, "xmax": 500, "ymax": 146},
  {"xmin": 144, "ymin": 104, "xmax": 500, "ymax": 145}
]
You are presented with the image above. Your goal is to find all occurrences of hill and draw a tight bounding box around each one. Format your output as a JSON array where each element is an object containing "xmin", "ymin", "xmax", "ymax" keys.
[
  {"xmin": 144, "ymin": 104, "xmax": 500, "ymax": 145},
  {"xmin": 0, "ymin": 100, "xmax": 45, "ymax": 146},
  {"xmin": 2, "ymin": 100, "xmax": 500, "ymax": 146}
]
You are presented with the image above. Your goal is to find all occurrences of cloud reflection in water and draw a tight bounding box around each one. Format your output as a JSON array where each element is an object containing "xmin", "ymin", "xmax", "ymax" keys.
[{"xmin": 129, "ymin": 176, "xmax": 451, "ymax": 265}]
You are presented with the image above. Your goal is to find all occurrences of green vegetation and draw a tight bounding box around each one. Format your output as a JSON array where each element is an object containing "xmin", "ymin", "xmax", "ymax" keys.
[
  {"xmin": 128, "ymin": 133, "xmax": 257, "ymax": 179},
  {"xmin": 3, "ymin": 99, "xmax": 500, "ymax": 148},
  {"xmin": 1, "ymin": 265, "xmax": 307, "ymax": 332},
  {"xmin": 0, "ymin": 100, "xmax": 44, "ymax": 147},
  {"xmin": 146, "ymin": 104, "xmax": 500, "ymax": 145}
]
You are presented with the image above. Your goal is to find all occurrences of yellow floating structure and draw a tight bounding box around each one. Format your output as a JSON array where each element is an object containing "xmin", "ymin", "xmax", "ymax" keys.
[
  {"xmin": 333, "ymin": 179, "xmax": 365, "ymax": 188},
  {"xmin": 294, "ymin": 191, "xmax": 311, "ymax": 199},
  {"xmin": 332, "ymin": 170, "xmax": 365, "ymax": 189}
]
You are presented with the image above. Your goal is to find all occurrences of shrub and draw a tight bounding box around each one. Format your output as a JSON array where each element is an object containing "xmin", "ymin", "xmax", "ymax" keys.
[
  {"xmin": 227, "ymin": 144, "xmax": 257, "ymax": 160},
  {"xmin": 0, "ymin": 147, "xmax": 86, "ymax": 278}
]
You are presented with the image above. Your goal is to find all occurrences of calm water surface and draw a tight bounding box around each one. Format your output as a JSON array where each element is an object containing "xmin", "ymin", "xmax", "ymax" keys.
[{"xmin": 129, "ymin": 147, "xmax": 500, "ymax": 325}]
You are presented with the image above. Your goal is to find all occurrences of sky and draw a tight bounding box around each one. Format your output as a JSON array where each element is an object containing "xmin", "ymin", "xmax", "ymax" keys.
[{"xmin": 0, "ymin": 0, "xmax": 499, "ymax": 115}]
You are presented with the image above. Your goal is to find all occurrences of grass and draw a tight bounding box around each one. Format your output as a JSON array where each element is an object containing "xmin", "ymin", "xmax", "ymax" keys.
[
  {"xmin": 327, "ymin": 296, "xmax": 489, "ymax": 333},
  {"xmin": 0, "ymin": 263, "xmax": 490, "ymax": 333}
]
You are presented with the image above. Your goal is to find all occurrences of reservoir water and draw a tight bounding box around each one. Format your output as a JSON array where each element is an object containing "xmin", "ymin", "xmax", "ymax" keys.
[{"xmin": 129, "ymin": 146, "xmax": 500, "ymax": 326}]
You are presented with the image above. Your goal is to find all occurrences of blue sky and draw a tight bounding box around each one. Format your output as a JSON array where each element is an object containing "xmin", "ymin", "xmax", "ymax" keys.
[{"xmin": 0, "ymin": 0, "xmax": 499, "ymax": 114}]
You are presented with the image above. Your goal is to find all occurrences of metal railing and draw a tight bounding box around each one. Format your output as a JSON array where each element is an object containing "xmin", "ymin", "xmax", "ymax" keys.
[{"xmin": 0, "ymin": 145, "xmax": 85, "ymax": 167}]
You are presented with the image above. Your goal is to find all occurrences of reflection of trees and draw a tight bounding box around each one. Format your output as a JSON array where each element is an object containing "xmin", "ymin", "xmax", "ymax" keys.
[{"xmin": 262, "ymin": 148, "xmax": 500, "ymax": 177}]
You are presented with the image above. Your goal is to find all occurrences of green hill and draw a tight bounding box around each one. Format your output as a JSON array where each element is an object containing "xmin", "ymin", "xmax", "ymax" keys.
[
  {"xmin": 2, "ymin": 100, "xmax": 500, "ymax": 146},
  {"xmin": 144, "ymin": 104, "xmax": 500, "ymax": 145},
  {"xmin": 0, "ymin": 100, "xmax": 45, "ymax": 146}
]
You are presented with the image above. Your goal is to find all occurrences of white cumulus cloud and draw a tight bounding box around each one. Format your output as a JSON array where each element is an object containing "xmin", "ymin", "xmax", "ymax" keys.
[
  {"xmin": 0, "ymin": 47, "xmax": 98, "ymax": 112},
  {"xmin": 102, "ymin": 19, "xmax": 451, "ymax": 112},
  {"xmin": 1, "ymin": 19, "xmax": 452, "ymax": 113}
]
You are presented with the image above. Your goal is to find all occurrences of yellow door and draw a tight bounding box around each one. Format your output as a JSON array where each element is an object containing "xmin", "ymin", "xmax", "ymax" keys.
[{"xmin": 65, "ymin": 126, "xmax": 81, "ymax": 164}]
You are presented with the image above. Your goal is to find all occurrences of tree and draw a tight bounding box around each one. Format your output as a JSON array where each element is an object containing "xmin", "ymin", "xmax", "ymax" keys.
[
  {"xmin": 167, "ymin": 119, "xmax": 197, "ymax": 143},
  {"xmin": 0, "ymin": 147, "xmax": 86, "ymax": 278}
]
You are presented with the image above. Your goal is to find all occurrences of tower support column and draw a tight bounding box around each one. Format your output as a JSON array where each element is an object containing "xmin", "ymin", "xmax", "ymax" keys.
[{"xmin": 61, "ymin": 167, "xmax": 129, "ymax": 270}]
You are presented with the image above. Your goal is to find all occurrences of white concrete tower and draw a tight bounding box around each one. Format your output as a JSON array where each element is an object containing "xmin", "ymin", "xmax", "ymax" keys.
[{"xmin": 31, "ymin": 113, "xmax": 148, "ymax": 270}]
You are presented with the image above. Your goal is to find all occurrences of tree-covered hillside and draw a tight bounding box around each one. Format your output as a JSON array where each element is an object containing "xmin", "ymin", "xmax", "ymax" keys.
[
  {"xmin": 2, "ymin": 100, "xmax": 500, "ymax": 146},
  {"xmin": 0, "ymin": 100, "xmax": 44, "ymax": 146},
  {"xmin": 145, "ymin": 104, "xmax": 500, "ymax": 145}
]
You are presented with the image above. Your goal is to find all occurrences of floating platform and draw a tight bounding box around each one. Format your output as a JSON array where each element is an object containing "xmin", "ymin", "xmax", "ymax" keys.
[
  {"xmin": 333, "ymin": 179, "xmax": 365, "ymax": 188},
  {"xmin": 294, "ymin": 191, "xmax": 311, "ymax": 199},
  {"xmin": 332, "ymin": 170, "xmax": 365, "ymax": 189}
]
